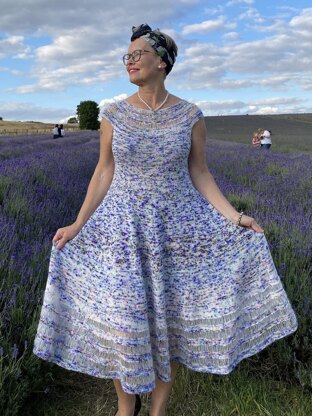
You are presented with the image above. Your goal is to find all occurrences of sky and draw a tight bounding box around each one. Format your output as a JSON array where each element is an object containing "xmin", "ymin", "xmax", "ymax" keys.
[{"xmin": 0, "ymin": 0, "xmax": 312, "ymax": 122}]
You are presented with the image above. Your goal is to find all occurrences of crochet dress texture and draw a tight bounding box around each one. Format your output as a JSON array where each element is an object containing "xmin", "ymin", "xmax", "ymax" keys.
[{"xmin": 33, "ymin": 99, "xmax": 298, "ymax": 394}]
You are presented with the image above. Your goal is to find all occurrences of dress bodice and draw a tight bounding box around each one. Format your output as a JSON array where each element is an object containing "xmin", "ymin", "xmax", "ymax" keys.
[{"xmin": 101, "ymin": 99, "xmax": 204, "ymax": 196}]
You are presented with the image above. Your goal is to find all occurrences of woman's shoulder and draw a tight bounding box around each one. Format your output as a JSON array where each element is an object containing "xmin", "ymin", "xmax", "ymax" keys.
[
  {"xmin": 174, "ymin": 96, "xmax": 203, "ymax": 113},
  {"xmin": 167, "ymin": 96, "xmax": 204, "ymax": 127},
  {"xmin": 166, "ymin": 94, "xmax": 200, "ymax": 109},
  {"xmin": 101, "ymin": 101, "xmax": 125, "ymax": 121},
  {"xmin": 180, "ymin": 98, "xmax": 204, "ymax": 117},
  {"xmin": 102, "ymin": 101, "xmax": 120, "ymax": 113}
]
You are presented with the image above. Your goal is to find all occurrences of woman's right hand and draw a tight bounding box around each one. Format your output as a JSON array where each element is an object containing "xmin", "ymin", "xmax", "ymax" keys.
[{"xmin": 52, "ymin": 223, "xmax": 81, "ymax": 250}]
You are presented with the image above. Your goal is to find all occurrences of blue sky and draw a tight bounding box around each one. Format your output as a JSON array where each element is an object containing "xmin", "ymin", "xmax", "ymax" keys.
[{"xmin": 0, "ymin": 0, "xmax": 311, "ymax": 122}]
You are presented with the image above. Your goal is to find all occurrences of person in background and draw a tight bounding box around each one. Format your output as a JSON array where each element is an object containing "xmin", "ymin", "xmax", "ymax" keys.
[
  {"xmin": 251, "ymin": 130, "xmax": 261, "ymax": 147},
  {"xmin": 60, "ymin": 124, "xmax": 65, "ymax": 137},
  {"xmin": 260, "ymin": 129, "xmax": 272, "ymax": 149},
  {"xmin": 52, "ymin": 124, "xmax": 59, "ymax": 139},
  {"xmin": 58, "ymin": 124, "xmax": 65, "ymax": 137}
]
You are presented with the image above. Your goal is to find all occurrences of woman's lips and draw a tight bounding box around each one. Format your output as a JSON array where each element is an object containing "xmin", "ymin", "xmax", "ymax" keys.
[{"xmin": 128, "ymin": 68, "xmax": 139, "ymax": 73}]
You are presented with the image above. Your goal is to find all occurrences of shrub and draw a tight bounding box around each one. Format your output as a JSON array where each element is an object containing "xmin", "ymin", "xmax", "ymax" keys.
[
  {"xmin": 67, "ymin": 117, "xmax": 78, "ymax": 124},
  {"xmin": 76, "ymin": 101, "xmax": 99, "ymax": 130}
]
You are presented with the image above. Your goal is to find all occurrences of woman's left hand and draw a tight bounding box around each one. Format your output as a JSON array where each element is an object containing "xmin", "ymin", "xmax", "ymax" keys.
[{"xmin": 239, "ymin": 214, "xmax": 264, "ymax": 233}]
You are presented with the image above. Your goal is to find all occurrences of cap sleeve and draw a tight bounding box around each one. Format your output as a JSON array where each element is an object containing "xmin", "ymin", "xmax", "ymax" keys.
[
  {"xmin": 189, "ymin": 103, "xmax": 204, "ymax": 129},
  {"xmin": 101, "ymin": 103, "xmax": 119, "ymax": 126}
]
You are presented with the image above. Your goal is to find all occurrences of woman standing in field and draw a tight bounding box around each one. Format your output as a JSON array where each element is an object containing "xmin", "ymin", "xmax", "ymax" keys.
[
  {"xmin": 251, "ymin": 128, "xmax": 265, "ymax": 148},
  {"xmin": 33, "ymin": 24, "xmax": 298, "ymax": 416}
]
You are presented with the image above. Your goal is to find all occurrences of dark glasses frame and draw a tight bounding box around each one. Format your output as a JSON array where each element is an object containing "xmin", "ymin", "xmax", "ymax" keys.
[{"xmin": 122, "ymin": 49, "xmax": 154, "ymax": 65}]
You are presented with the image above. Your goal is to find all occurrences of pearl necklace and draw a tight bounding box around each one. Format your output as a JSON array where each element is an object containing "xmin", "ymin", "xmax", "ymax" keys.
[{"xmin": 137, "ymin": 91, "xmax": 170, "ymax": 112}]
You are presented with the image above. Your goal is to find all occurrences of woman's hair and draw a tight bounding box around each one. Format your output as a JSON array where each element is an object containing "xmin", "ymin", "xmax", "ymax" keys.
[
  {"xmin": 160, "ymin": 31, "xmax": 178, "ymax": 63},
  {"xmin": 157, "ymin": 31, "xmax": 178, "ymax": 77}
]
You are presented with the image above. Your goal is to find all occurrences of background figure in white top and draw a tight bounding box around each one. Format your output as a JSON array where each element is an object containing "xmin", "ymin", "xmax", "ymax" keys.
[
  {"xmin": 260, "ymin": 130, "xmax": 272, "ymax": 149},
  {"xmin": 58, "ymin": 124, "xmax": 65, "ymax": 137},
  {"xmin": 52, "ymin": 124, "xmax": 59, "ymax": 139}
]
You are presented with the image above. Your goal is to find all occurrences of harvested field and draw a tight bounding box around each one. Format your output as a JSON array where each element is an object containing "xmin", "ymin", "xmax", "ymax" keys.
[
  {"xmin": 0, "ymin": 120, "xmax": 79, "ymax": 136},
  {"xmin": 204, "ymin": 113, "xmax": 312, "ymax": 153}
]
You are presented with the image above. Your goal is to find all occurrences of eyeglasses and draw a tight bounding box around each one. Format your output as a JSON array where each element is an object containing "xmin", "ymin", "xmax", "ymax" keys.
[{"xmin": 122, "ymin": 49, "xmax": 154, "ymax": 65}]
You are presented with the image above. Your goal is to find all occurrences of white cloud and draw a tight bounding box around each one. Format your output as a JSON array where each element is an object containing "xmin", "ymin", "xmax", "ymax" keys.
[
  {"xmin": 238, "ymin": 8, "xmax": 265, "ymax": 23},
  {"xmin": 289, "ymin": 8, "xmax": 312, "ymax": 30},
  {"xmin": 222, "ymin": 31, "xmax": 240, "ymax": 41},
  {"xmin": 0, "ymin": 35, "xmax": 30, "ymax": 59},
  {"xmin": 179, "ymin": 0, "xmax": 200, "ymax": 4},
  {"xmin": 226, "ymin": 0, "xmax": 254, "ymax": 6},
  {"xmin": 182, "ymin": 18, "xmax": 225, "ymax": 35},
  {"xmin": 0, "ymin": 0, "xmax": 193, "ymax": 35},
  {"xmin": 277, "ymin": 6, "xmax": 300, "ymax": 13},
  {"xmin": 9, "ymin": 5, "xmax": 311, "ymax": 100},
  {"xmin": 11, "ymin": 45, "xmax": 126, "ymax": 93},
  {"xmin": 251, "ymin": 106, "xmax": 280, "ymax": 114},
  {"xmin": 298, "ymin": 78, "xmax": 312, "ymax": 91},
  {"xmin": 0, "ymin": 101, "xmax": 72, "ymax": 122},
  {"xmin": 0, "ymin": 94, "xmax": 128, "ymax": 123},
  {"xmin": 0, "ymin": 66, "xmax": 24, "ymax": 76},
  {"xmin": 250, "ymin": 97, "xmax": 305, "ymax": 106},
  {"xmin": 204, "ymin": 6, "xmax": 225, "ymax": 16},
  {"xmin": 191, "ymin": 96, "xmax": 311, "ymax": 116},
  {"xmin": 191, "ymin": 99, "xmax": 246, "ymax": 115},
  {"xmin": 59, "ymin": 115, "xmax": 77, "ymax": 124},
  {"xmin": 2, "ymin": 0, "xmax": 198, "ymax": 93},
  {"xmin": 99, "ymin": 94, "xmax": 128, "ymax": 112},
  {"xmin": 173, "ymin": 7, "xmax": 312, "ymax": 94},
  {"xmin": 182, "ymin": 17, "xmax": 236, "ymax": 35}
]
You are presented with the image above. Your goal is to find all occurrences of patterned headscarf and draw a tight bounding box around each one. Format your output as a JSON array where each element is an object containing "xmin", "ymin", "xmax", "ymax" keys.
[{"xmin": 131, "ymin": 23, "xmax": 177, "ymax": 75}]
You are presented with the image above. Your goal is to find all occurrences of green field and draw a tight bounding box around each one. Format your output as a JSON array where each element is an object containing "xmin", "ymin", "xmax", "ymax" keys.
[{"xmin": 204, "ymin": 113, "xmax": 312, "ymax": 153}]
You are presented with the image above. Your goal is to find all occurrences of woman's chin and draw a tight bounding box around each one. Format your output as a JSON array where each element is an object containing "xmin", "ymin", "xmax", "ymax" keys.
[{"xmin": 129, "ymin": 76, "xmax": 143, "ymax": 86}]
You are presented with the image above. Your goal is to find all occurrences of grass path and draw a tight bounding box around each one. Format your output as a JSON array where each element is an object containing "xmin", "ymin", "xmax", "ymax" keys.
[{"xmin": 24, "ymin": 361, "xmax": 312, "ymax": 416}]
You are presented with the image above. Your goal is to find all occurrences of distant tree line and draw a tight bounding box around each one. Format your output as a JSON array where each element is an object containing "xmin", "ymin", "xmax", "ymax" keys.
[{"xmin": 67, "ymin": 117, "xmax": 78, "ymax": 124}]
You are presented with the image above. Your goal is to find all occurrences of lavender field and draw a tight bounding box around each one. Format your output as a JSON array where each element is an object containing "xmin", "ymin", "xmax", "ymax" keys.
[{"xmin": 0, "ymin": 131, "xmax": 311, "ymax": 415}]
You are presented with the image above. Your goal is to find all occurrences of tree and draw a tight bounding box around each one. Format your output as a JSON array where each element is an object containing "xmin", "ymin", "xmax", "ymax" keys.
[
  {"xmin": 67, "ymin": 117, "xmax": 78, "ymax": 124},
  {"xmin": 76, "ymin": 100, "xmax": 100, "ymax": 130}
]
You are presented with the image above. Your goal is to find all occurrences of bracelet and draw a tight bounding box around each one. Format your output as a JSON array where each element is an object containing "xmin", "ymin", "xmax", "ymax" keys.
[{"xmin": 237, "ymin": 211, "xmax": 244, "ymax": 226}]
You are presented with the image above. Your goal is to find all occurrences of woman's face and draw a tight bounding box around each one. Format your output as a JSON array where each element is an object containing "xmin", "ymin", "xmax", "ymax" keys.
[{"xmin": 125, "ymin": 38, "xmax": 163, "ymax": 85}]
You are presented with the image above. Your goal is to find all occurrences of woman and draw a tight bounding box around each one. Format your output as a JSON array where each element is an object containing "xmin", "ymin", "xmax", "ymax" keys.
[
  {"xmin": 251, "ymin": 130, "xmax": 261, "ymax": 147},
  {"xmin": 33, "ymin": 24, "xmax": 297, "ymax": 416}
]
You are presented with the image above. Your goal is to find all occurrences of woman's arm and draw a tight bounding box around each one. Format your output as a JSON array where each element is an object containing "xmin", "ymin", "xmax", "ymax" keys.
[
  {"xmin": 188, "ymin": 118, "xmax": 264, "ymax": 233},
  {"xmin": 74, "ymin": 117, "xmax": 115, "ymax": 229},
  {"xmin": 52, "ymin": 118, "xmax": 115, "ymax": 249}
]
